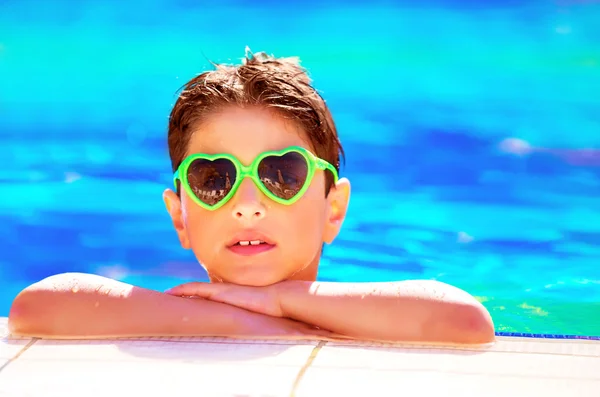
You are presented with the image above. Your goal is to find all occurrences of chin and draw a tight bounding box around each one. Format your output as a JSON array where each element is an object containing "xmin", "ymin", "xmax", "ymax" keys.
[{"xmin": 218, "ymin": 268, "xmax": 288, "ymax": 287}]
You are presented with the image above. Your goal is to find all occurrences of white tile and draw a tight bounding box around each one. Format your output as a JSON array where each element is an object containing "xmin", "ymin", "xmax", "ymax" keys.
[
  {"xmin": 327, "ymin": 336, "xmax": 600, "ymax": 357},
  {"xmin": 0, "ymin": 360, "xmax": 300, "ymax": 396},
  {"xmin": 309, "ymin": 343, "xmax": 600, "ymax": 380},
  {"xmin": 0, "ymin": 338, "xmax": 315, "ymax": 396},
  {"xmin": 0, "ymin": 339, "xmax": 34, "ymax": 367},
  {"xmin": 0, "ymin": 317, "xmax": 9, "ymax": 340},
  {"xmin": 21, "ymin": 338, "xmax": 315, "ymax": 365},
  {"xmin": 294, "ymin": 339, "xmax": 600, "ymax": 397},
  {"xmin": 3, "ymin": 315, "xmax": 599, "ymax": 397},
  {"xmin": 295, "ymin": 367, "xmax": 600, "ymax": 397},
  {"xmin": 0, "ymin": 317, "xmax": 34, "ymax": 367},
  {"xmin": 491, "ymin": 336, "xmax": 600, "ymax": 357},
  {"xmin": 0, "ymin": 316, "xmax": 320, "ymax": 396}
]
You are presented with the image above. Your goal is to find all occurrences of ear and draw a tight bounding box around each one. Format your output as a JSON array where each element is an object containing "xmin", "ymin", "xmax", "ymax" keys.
[
  {"xmin": 323, "ymin": 177, "xmax": 351, "ymax": 244},
  {"xmin": 163, "ymin": 189, "xmax": 191, "ymax": 249}
]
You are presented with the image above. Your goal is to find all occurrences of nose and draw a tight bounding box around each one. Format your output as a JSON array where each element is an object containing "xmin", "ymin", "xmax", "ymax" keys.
[{"xmin": 231, "ymin": 178, "xmax": 266, "ymax": 221}]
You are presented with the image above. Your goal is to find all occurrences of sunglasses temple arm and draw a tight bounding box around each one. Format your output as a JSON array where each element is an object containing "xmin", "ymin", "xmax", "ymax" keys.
[
  {"xmin": 328, "ymin": 164, "xmax": 339, "ymax": 182},
  {"xmin": 316, "ymin": 159, "xmax": 339, "ymax": 183},
  {"xmin": 172, "ymin": 170, "xmax": 180, "ymax": 189}
]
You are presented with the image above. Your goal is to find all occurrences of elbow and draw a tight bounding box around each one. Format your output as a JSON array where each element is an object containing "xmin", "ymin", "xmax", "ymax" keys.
[
  {"xmin": 413, "ymin": 281, "xmax": 495, "ymax": 345},
  {"xmin": 8, "ymin": 273, "xmax": 76, "ymax": 337},
  {"xmin": 8, "ymin": 285, "xmax": 43, "ymax": 337},
  {"xmin": 453, "ymin": 301, "xmax": 496, "ymax": 345}
]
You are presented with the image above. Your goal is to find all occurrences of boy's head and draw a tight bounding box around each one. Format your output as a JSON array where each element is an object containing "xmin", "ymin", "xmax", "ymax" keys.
[{"xmin": 163, "ymin": 49, "xmax": 351, "ymax": 286}]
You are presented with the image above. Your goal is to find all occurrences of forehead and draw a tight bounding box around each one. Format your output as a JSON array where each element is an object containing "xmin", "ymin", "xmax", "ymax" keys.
[{"xmin": 186, "ymin": 106, "xmax": 313, "ymax": 163}]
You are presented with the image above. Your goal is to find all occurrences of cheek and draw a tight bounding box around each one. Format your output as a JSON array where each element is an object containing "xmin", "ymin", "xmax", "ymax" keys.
[
  {"xmin": 181, "ymin": 196, "xmax": 221, "ymax": 249},
  {"xmin": 289, "ymin": 177, "xmax": 328, "ymax": 243}
]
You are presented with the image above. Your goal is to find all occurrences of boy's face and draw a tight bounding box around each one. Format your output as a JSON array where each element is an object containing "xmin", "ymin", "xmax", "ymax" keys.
[{"xmin": 163, "ymin": 105, "xmax": 350, "ymax": 286}]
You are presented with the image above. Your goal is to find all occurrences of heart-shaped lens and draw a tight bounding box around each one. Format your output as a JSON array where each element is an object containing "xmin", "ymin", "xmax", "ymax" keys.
[
  {"xmin": 187, "ymin": 158, "xmax": 237, "ymax": 206},
  {"xmin": 258, "ymin": 151, "xmax": 308, "ymax": 200}
]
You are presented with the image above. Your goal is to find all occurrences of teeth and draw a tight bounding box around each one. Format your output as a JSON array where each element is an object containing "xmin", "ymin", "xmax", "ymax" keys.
[{"xmin": 237, "ymin": 240, "xmax": 264, "ymax": 246}]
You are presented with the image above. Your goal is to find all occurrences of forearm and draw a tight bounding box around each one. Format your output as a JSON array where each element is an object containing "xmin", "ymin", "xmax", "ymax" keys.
[
  {"xmin": 9, "ymin": 273, "xmax": 258, "ymax": 339},
  {"xmin": 278, "ymin": 280, "xmax": 495, "ymax": 345}
]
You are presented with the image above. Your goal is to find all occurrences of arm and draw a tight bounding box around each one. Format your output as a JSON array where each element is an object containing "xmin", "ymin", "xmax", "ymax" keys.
[
  {"xmin": 166, "ymin": 279, "xmax": 495, "ymax": 345},
  {"xmin": 7, "ymin": 272, "xmax": 328, "ymax": 340},
  {"xmin": 276, "ymin": 280, "xmax": 495, "ymax": 345}
]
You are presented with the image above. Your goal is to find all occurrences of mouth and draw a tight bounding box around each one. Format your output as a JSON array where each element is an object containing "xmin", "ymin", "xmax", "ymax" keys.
[
  {"xmin": 227, "ymin": 233, "xmax": 276, "ymax": 256},
  {"xmin": 227, "ymin": 240, "xmax": 275, "ymax": 256}
]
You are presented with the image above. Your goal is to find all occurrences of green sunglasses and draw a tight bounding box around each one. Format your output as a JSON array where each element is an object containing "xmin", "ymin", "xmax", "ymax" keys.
[{"xmin": 173, "ymin": 146, "xmax": 339, "ymax": 211}]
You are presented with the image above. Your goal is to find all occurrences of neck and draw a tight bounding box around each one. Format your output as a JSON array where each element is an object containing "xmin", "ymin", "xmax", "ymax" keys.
[
  {"xmin": 287, "ymin": 261, "xmax": 319, "ymax": 282},
  {"xmin": 285, "ymin": 248, "xmax": 320, "ymax": 282}
]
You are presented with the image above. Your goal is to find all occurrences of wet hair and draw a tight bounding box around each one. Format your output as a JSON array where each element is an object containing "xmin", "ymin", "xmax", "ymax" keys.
[{"xmin": 167, "ymin": 48, "xmax": 344, "ymax": 195}]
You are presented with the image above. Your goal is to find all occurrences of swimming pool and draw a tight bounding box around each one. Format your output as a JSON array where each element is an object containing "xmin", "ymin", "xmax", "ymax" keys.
[{"xmin": 1, "ymin": 0, "xmax": 599, "ymax": 337}]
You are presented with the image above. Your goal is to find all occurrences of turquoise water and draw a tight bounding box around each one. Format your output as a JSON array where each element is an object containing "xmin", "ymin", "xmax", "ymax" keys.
[{"xmin": 1, "ymin": 0, "xmax": 599, "ymax": 336}]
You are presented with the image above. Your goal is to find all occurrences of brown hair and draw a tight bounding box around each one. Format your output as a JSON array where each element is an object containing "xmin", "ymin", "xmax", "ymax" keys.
[{"xmin": 167, "ymin": 48, "xmax": 344, "ymax": 194}]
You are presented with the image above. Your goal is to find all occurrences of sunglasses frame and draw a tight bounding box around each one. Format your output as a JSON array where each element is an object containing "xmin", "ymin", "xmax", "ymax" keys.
[{"xmin": 173, "ymin": 146, "xmax": 339, "ymax": 211}]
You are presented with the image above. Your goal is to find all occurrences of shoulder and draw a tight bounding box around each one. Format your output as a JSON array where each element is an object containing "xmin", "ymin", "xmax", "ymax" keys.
[{"xmin": 25, "ymin": 272, "xmax": 128, "ymax": 293}]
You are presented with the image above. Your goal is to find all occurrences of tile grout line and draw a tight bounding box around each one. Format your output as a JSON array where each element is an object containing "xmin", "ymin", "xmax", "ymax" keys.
[
  {"xmin": 289, "ymin": 340, "xmax": 327, "ymax": 397},
  {"xmin": 0, "ymin": 338, "xmax": 38, "ymax": 374}
]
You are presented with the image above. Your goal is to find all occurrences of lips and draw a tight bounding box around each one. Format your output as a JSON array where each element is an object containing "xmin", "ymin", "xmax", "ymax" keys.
[
  {"xmin": 228, "ymin": 242, "xmax": 275, "ymax": 256},
  {"xmin": 227, "ymin": 230, "xmax": 276, "ymax": 257},
  {"xmin": 226, "ymin": 230, "xmax": 276, "ymax": 248}
]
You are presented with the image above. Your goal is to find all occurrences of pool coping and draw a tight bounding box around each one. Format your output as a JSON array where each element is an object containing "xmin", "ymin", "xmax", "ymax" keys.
[{"xmin": 1, "ymin": 317, "xmax": 599, "ymax": 396}]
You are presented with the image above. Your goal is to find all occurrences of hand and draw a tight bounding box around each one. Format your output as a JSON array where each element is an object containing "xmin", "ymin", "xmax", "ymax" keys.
[{"xmin": 165, "ymin": 282, "xmax": 284, "ymax": 317}]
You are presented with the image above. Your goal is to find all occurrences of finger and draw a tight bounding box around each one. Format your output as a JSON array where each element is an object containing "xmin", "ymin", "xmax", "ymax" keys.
[{"xmin": 164, "ymin": 282, "xmax": 214, "ymax": 297}]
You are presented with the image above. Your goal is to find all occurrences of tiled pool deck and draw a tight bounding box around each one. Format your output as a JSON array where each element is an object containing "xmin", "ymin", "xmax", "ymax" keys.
[{"xmin": 1, "ymin": 317, "xmax": 599, "ymax": 396}]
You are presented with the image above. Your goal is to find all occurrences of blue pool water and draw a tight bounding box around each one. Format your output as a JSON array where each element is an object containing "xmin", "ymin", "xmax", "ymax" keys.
[{"xmin": 0, "ymin": 0, "xmax": 599, "ymax": 336}]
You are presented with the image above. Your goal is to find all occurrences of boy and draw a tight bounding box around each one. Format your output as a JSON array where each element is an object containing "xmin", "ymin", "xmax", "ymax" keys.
[{"xmin": 8, "ymin": 50, "xmax": 495, "ymax": 345}]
